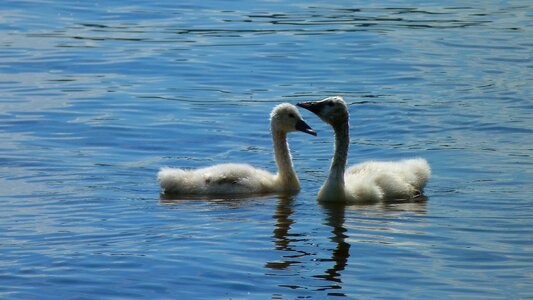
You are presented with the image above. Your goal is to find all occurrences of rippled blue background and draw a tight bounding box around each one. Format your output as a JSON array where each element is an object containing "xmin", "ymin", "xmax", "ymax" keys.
[{"xmin": 1, "ymin": 1, "xmax": 532, "ymax": 299}]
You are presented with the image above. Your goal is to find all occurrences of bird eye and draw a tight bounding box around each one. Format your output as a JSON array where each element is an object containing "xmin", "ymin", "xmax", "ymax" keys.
[{"xmin": 288, "ymin": 113, "xmax": 295, "ymax": 118}]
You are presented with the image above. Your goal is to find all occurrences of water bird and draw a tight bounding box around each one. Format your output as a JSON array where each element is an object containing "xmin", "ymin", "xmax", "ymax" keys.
[
  {"xmin": 158, "ymin": 103, "xmax": 316, "ymax": 195},
  {"xmin": 297, "ymin": 96, "xmax": 430, "ymax": 203}
]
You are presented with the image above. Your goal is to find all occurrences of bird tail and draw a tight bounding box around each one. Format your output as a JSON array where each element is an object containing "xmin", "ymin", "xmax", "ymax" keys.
[{"xmin": 157, "ymin": 167, "xmax": 189, "ymax": 193}]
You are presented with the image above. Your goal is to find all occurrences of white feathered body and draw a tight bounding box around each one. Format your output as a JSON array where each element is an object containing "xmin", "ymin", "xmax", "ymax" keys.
[
  {"xmin": 298, "ymin": 96, "xmax": 431, "ymax": 203},
  {"xmin": 343, "ymin": 158, "xmax": 430, "ymax": 201},
  {"xmin": 157, "ymin": 103, "xmax": 316, "ymax": 196},
  {"xmin": 158, "ymin": 163, "xmax": 287, "ymax": 195}
]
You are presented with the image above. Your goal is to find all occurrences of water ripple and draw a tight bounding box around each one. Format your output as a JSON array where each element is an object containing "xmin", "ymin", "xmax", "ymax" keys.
[{"xmin": 1, "ymin": 0, "xmax": 532, "ymax": 299}]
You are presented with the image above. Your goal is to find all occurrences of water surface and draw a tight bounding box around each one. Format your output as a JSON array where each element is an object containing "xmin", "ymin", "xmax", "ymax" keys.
[{"xmin": 1, "ymin": 1, "xmax": 532, "ymax": 299}]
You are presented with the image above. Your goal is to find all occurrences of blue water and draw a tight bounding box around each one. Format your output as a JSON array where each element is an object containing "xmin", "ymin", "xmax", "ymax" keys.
[{"xmin": 1, "ymin": 1, "xmax": 532, "ymax": 299}]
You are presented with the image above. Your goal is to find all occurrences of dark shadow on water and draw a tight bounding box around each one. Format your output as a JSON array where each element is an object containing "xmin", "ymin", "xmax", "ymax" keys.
[
  {"xmin": 342, "ymin": 195, "xmax": 429, "ymax": 214},
  {"xmin": 159, "ymin": 191, "xmax": 298, "ymax": 207},
  {"xmin": 378, "ymin": 195, "xmax": 428, "ymax": 214}
]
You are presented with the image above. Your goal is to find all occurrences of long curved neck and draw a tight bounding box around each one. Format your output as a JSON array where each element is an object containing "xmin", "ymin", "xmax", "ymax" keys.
[
  {"xmin": 319, "ymin": 119, "xmax": 349, "ymax": 201},
  {"xmin": 328, "ymin": 120, "xmax": 349, "ymax": 185},
  {"xmin": 272, "ymin": 129, "xmax": 299, "ymax": 190}
]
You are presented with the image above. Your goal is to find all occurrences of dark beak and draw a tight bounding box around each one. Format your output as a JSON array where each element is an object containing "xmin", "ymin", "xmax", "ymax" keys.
[
  {"xmin": 295, "ymin": 119, "xmax": 317, "ymax": 136},
  {"xmin": 297, "ymin": 101, "xmax": 324, "ymax": 116}
]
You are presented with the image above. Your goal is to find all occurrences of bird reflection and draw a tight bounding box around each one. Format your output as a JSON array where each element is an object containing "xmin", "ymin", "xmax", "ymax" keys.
[
  {"xmin": 314, "ymin": 197, "xmax": 429, "ymax": 295},
  {"xmin": 313, "ymin": 202, "xmax": 350, "ymax": 295},
  {"xmin": 159, "ymin": 191, "xmax": 293, "ymax": 207},
  {"xmin": 265, "ymin": 195, "xmax": 310, "ymax": 270},
  {"xmin": 379, "ymin": 196, "xmax": 428, "ymax": 214},
  {"xmin": 160, "ymin": 189, "xmax": 428, "ymax": 297}
]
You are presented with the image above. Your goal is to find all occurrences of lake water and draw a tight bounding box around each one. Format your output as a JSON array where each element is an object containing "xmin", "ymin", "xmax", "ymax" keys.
[{"xmin": 1, "ymin": 1, "xmax": 532, "ymax": 299}]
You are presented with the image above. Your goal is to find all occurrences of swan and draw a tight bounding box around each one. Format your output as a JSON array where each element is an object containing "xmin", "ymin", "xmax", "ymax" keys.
[
  {"xmin": 158, "ymin": 103, "xmax": 317, "ymax": 195},
  {"xmin": 297, "ymin": 96, "xmax": 430, "ymax": 203}
]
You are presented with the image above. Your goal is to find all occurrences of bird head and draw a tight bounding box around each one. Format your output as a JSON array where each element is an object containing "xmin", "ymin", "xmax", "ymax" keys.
[
  {"xmin": 297, "ymin": 96, "xmax": 349, "ymax": 127},
  {"xmin": 270, "ymin": 103, "xmax": 317, "ymax": 136}
]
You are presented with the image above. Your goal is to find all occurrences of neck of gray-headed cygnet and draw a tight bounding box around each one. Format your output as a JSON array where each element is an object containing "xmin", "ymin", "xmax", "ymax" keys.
[
  {"xmin": 328, "ymin": 119, "xmax": 349, "ymax": 186},
  {"xmin": 272, "ymin": 129, "xmax": 299, "ymax": 189}
]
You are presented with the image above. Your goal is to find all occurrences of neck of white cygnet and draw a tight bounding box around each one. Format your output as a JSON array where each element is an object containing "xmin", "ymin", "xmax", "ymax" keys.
[
  {"xmin": 272, "ymin": 129, "xmax": 299, "ymax": 191},
  {"xmin": 330, "ymin": 120, "xmax": 349, "ymax": 184},
  {"xmin": 319, "ymin": 119, "xmax": 349, "ymax": 201}
]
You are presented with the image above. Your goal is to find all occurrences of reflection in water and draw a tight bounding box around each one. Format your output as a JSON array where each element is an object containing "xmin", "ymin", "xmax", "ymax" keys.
[
  {"xmin": 314, "ymin": 198, "xmax": 429, "ymax": 296},
  {"xmin": 379, "ymin": 196, "xmax": 428, "ymax": 214},
  {"xmin": 159, "ymin": 191, "xmax": 293, "ymax": 206},
  {"xmin": 265, "ymin": 195, "xmax": 309, "ymax": 270},
  {"xmin": 160, "ymin": 190, "xmax": 429, "ymax": 297},
  {"xmin": 315, "ymin": 202, "xmax": 350, "ymax": 296},
  {"xmin": 1, "ymin": 0, "xmax": 532, "ymax": 298},
  {"xmin": 262, "ymin": 194, "xmax": 429, "ymax": 296}
]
